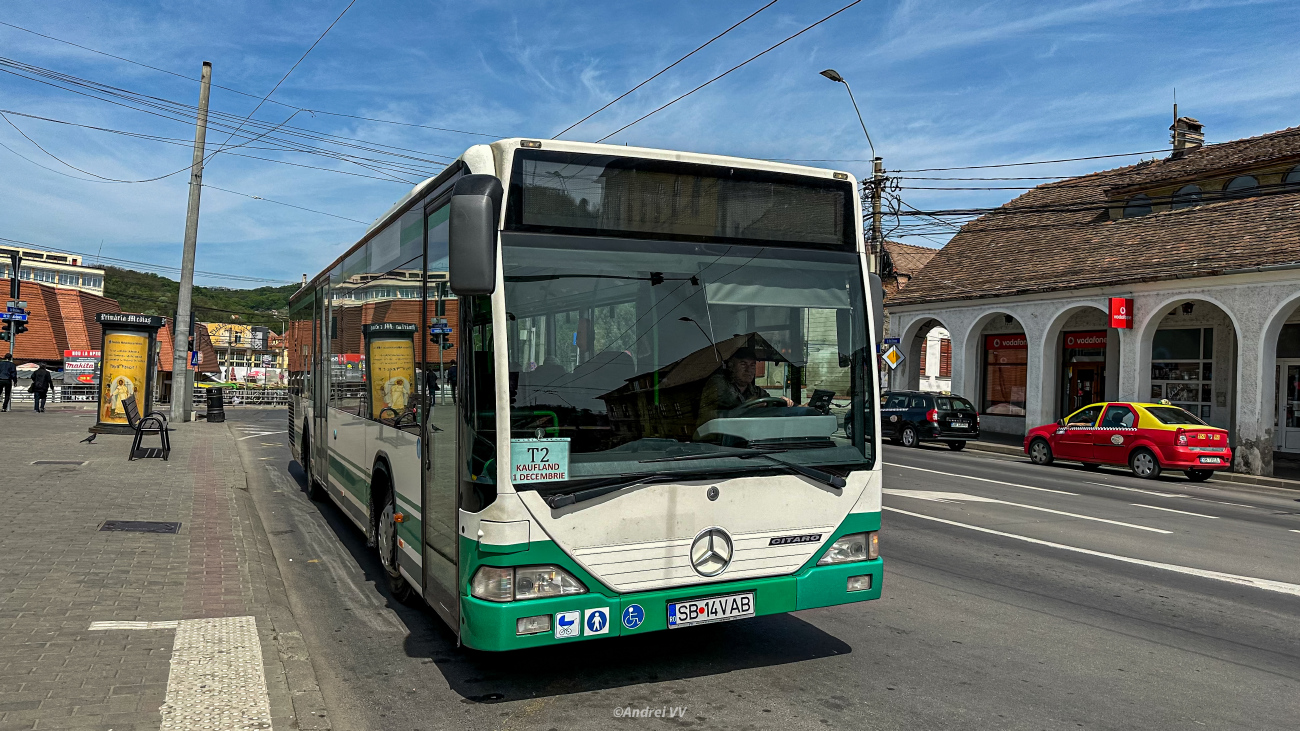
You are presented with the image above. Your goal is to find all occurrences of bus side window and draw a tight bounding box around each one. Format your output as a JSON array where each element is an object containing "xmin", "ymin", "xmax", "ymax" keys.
[{"xmin": 460, "ymin": 295, "xmax": 497, "ymax": 511}]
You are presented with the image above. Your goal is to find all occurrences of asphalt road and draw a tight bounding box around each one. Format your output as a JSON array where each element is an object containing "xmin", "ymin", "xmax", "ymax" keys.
[{"xmin": 229, "ymin": 408, "xmax": 1300, "ymax": 730}]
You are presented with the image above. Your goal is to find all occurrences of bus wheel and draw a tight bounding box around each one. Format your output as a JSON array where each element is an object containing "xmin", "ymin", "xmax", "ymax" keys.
[
  {"xmin": 302, "ymin": 429, "xmax": 324, "ymax": 502},
  {"xmin": 376, "ymin": 484, "xmax": 415, "ymax": 604},
  {"xmin": 948, "ymin": 441, "xmax": 966, "ymax": 451},
  {"xmin": 1184, "ymin": 469, "xmax": 1213, "ymax": 482}
]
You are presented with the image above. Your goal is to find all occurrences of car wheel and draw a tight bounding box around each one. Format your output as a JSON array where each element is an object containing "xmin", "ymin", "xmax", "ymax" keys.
[
  {"xmin": 901, "ymin": 427, "xmax": 918, "ymax": 448},
  {"xmin": 844, "ymin": 417, "xmax": 853, "ymax": 442},
  {"xmin": 1184, "ymin": 469, "xmax": 1213, "ymax": 482},
  {"xmin": 1129, "ymin": 449, "xmax": 1162, "ymax": 480},
  {"xmin": 1029, "ymin": 438, "xmax": 1053, "ymax": 466},
  {"xmin": 948, "ymin": 441, "xmax": 966, "ymax": 451},
  {"xmin": 375, "ymin": 479, "xmax": 416, "ymax": 604},
  {"xmin": 1081, "ymin": 463, "xmax": 1101, "ymax": 471}
]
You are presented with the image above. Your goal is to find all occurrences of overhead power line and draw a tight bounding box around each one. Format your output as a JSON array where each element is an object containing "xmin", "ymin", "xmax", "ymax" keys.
[
  {"xmin": 595, "ymin": 0, "xmax": 863, "ymax": 143},
  {"xmin": 0, "ymin": 18, "xmax": 505, "ymax": 139},
  {"xmin": 553, "ymin": 0, "xmax": 781, "ymax": 140},
  {"xmin": 201, "ymin": 185, "xmax": 369, "ymax": 224},
  {"xmin": 0, "ymin": 236, "xmax": 296, "ymax": 284},
  {"xmin": 210, "ymin": 0, "xmax": 359, "ymax": 158},
  {"xmin": 891, "ymin": 148, "xmax": 1172, "ymax": 172}
]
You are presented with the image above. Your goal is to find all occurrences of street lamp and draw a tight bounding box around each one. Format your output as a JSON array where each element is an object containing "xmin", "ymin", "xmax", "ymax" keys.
[
  {"xmin": 821, "ymin": 68, "xmax": 884, "ymax": 274},
  {"xmin": 819, "ymin": 69, "xmax": 875, "ymax": 159}
]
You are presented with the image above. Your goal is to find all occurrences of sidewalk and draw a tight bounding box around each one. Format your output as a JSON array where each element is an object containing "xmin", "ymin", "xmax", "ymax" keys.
[
  {"xmin": 0, "ymin": 408, "xmax": 328, "ymax": 730},
  {"xmin": 964, "ymin": 438, "xmax": 1300, "ymax": 491}
]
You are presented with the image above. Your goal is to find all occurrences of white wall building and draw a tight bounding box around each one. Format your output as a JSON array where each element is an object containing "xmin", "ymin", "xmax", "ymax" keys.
[
  {"xmin": 888, "ymin": 118, "xmax": 1300, "ymax": 476},
  {"xmin": 0, "ymin": 245, "xmax": 106, "ymax": 296}
]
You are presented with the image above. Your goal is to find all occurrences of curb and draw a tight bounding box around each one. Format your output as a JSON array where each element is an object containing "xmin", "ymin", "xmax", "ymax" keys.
[{"xmin": 963, "ymin": 438, "xmax": 1300, "ymax": 492}]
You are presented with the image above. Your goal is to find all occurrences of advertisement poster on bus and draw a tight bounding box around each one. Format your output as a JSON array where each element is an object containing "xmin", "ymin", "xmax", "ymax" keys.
[
  {"xmin": 365, "ymin": 324, "xmax": 416, "ymax": 420},
  {"xmin": 99, "ymin": 333, "xmax": 148, "ymax": 424}
]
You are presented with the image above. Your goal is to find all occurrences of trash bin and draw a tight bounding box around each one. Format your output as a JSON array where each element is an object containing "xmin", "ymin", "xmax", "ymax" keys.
[{"xmin": 206, "ymin": 388, "xmax": 225, "ymax": 423}]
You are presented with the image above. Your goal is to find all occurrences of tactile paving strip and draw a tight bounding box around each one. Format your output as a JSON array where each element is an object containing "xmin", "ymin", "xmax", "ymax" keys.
[{"xmin": 159, "ymin": 616, "xmax": 273, "ymax": 730}]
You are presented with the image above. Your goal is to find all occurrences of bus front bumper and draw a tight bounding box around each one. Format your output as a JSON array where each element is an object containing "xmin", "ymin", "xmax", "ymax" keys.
[{"xmin": 459, "ymin": 558, "xmax": 883, "ymax": 652}]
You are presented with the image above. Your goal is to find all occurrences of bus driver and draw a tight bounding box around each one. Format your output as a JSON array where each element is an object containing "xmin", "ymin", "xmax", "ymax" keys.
[{"xmin": 698, "ymin": 347, "xmax": 794, "ymax": 424}]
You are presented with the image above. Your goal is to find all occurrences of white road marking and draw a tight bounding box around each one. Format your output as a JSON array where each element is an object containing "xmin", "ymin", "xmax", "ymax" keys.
[
  {"xmin": 88, "ymin": 620, "xmax": 179, "ymax": 630},
  {"xmin": 885, "ymin": 463, "xmax": 1077, "ymax": 495},
  {"xmin": 1085, "ymin": 481, "xmax": 1185, "ymax": 497},
  {"xmin": 160, "ymin": 616, "xmax": 273, "ymax": 730},
  {"xmin": 884, "ymin": 489, "xmax": 1171, "ymax": 534},
  {"xmin": 885, "ymin": 507, "xmax": 1300, "ymax": 598},
  {"xmin": 1291, "ymin": 530, "xmax": 1300, "ymax": 534},
  {"xmin": 238, "ymin": 430, "xmax": 286, "ymax": 440},
  {"xmin": 1131, "ymin": 503, "xmax": 1219, "ymax": 519}
]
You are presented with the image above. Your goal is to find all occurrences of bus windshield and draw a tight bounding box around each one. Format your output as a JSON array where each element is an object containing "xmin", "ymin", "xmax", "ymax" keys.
[{"xmin": 503, "ymin": 233, "xmax": 873, "ymax": 490}]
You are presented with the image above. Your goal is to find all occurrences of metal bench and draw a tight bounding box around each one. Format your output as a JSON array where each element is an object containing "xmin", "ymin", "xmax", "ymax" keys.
[{"xmin": 123, "ymin": 393, "xmax": 171, "ymax": 461}]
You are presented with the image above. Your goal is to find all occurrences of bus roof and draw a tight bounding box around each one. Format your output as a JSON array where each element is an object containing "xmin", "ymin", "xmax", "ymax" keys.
[{"xmin": 291, "ymin": 139, "xmax": 860, "ymax": 303}]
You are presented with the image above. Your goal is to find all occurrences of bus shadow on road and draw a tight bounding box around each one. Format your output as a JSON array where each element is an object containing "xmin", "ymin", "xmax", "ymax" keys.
[{"xmin": 286, "ymin": 461, "xmax": 854, "ymax": 703}]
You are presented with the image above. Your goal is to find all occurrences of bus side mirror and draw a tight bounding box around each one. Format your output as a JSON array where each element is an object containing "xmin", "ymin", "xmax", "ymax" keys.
[
  {"xmin": 449, "ymin": 174, "xmax": 503, "ymax": 296},
  {"xmin": 868, "ymin": 272, "xmax": 885, "ymax": 343}
]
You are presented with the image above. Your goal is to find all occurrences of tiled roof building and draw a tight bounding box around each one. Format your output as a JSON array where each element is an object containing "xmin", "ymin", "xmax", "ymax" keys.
[
  {"xmin": 1, "ymin": 277, "xmax": 120, "ymax": 361},
  {"xmin": 885, "ymin": 120, "xmax": 1300, "ymax": 476}
]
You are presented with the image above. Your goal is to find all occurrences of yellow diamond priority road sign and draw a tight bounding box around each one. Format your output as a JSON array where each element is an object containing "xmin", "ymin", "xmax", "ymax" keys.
[{"xmin": 881, "ymin": 344, "xmax": 904, "ymax": 370}]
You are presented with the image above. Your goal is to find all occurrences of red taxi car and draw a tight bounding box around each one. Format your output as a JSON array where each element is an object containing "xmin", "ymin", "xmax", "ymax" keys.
[{"xmin": 1025, "ymin": 401, "xmax": 1232, "ymax": 481}]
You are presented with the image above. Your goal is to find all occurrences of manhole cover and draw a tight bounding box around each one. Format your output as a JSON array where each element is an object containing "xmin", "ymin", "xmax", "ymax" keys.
[
  {"xmin": 33, "ymin": 460, "xmax": 88, "ymax": 466},
  {"xmin": 99, "ymin": 520, "xmax": 181, "ymax": 534}
]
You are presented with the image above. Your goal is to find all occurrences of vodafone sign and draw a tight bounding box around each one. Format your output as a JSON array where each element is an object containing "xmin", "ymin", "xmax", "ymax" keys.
[
  {"xmin": 1064, "ymin": 331, "xmax": 1107, "ymax": 349},
  {"xmin": 1109, "ymin": 297, "xmax": 1134, "ymax": 329},
  {"xmin": 985, "ymin": 335, "xmax": 1028, "ymax": 350}
]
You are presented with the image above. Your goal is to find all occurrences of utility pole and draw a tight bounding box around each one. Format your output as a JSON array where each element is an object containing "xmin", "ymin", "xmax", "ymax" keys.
[
  {"xmin": 170, "ymin": 62, "xmax": 212, "ymax": 423},
  {"xmin": 871, "ymin": 156, "xmax": 884, "ymax": 274}
]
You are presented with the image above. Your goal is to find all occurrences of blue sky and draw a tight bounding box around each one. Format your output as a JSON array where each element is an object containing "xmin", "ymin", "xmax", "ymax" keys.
[{"xmin": 1, "ymin": 0, "xmax": 1297, "ymax": 287}]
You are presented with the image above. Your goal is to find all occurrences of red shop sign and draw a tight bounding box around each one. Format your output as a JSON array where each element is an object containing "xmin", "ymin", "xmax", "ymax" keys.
[
  {"xmin": 985, "ymin": 334, "xmax": 1028, "ymax": 350},
  {"xmin": 1064, "ymin": 331, "xmax": 1107, "ymax": 349},
  {"xmin": 1109, "ymin": 297, "xmax": 1134, "ymax": 329}
]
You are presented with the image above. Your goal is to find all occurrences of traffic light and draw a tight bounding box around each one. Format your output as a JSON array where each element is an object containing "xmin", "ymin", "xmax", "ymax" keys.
[
  {"xmin": 12, "ymin": 320, "xmax": 26, "ymax": 336},
  {"xmin": 0, "ymin": 322, "xmax": 10, "ymax": 342}
]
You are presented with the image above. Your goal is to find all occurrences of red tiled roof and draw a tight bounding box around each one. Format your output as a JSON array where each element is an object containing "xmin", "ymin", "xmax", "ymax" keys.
[
  {"xmin": 0, "ymin": 278, "xmax": 121, "ymax": 361},
  {"xmin": 891, "ymin": 126, "xmax": 1300, "ymax": 306}
]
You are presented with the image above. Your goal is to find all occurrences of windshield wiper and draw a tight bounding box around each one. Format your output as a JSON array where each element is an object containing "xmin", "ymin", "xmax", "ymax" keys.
[
  {"xmin": 640, "ymin": 449, "xmax": 846, "ymax": 489},
  {"xmin": 541, "ymin": 473, "xmax": 678, "ymax": 509}
]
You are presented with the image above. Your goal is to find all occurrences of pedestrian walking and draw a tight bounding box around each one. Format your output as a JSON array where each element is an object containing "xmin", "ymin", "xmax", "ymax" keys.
[
  {"xmin": 0, "ymin": 354, "xmax": 15, "ymax": 412},
  {"xmin": 447, "ymin": 360, "xmax": 457, "ymax": 402},
  {"xmin": 30, "ymin": 363, "xmax": 53, "ymax": 413}
]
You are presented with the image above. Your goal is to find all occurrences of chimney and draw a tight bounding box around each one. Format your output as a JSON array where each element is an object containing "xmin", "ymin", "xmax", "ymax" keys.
[
  {"xmin": 1169, "ymin": 110, "xmax": 1204, "ymax": 157},
  {"xmin": 301, "ymin": 273, "xmax": 307, "ymax": 286}
]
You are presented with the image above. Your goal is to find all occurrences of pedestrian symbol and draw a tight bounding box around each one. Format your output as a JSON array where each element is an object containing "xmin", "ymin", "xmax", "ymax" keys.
[{"xmin": 584, "ymin": 607, "xmax": 610, "ymax": 636}]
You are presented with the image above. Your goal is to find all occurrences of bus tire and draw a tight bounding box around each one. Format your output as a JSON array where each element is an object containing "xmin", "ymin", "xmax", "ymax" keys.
[
  {"xmin": 947, "ymin": 441, "xmax": 966, "ymax": 451},
  {"xmin": 374, "ymin": 469, "xmax": 415, "ymax": 604},
  {"xmin": 302, "ymin": 428, "xmax": 325, "ymax": 502},
  {"xmin": 1184, "ymin": 469, "xmax": 1213, "ymax": 482}
]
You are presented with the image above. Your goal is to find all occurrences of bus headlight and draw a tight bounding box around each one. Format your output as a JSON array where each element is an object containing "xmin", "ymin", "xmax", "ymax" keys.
[
  {"xmin": 817, "ymin": 532, "xmax": 878, "ymax": 565},
  {"xmin": 470, "ymin": 565, "xmax": 587, "ymax": 602},
  {"xmin": 514, "ymin": 565, "xmax": 586, "ymax": 600}
]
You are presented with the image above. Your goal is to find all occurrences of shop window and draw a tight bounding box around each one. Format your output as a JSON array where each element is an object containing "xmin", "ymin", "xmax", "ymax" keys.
[
  {"xmin": 1151, "ymin": 327, "xmax": 1214, "ymax": 420},
  {"xmin": 1171, "ymin": 184, "xmax": 1202, "ymax": 210},
  {"xmin": 983, "ymin": 334, "xmax": 1027, "ymax": 416},
  {"xmin": 1123, "ymin": 194, "xmax": 1152, "ymax": 218}
]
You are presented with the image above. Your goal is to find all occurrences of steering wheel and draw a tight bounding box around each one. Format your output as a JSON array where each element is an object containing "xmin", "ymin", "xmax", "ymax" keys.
[{"xmin": 737, "ymin": 396, "xmax": 789, "ymax": 410}]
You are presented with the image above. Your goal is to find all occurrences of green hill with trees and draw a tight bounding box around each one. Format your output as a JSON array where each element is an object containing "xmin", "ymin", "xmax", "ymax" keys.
[{"xmin": 103, "ymin": 266, "xmax": 299, "ymax": 333}]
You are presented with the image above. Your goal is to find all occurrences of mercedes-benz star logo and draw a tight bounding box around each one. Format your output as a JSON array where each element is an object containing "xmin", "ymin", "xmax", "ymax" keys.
[{"xmin": 690, "ymin": 527, "xmax": 733, "ymax": 577}]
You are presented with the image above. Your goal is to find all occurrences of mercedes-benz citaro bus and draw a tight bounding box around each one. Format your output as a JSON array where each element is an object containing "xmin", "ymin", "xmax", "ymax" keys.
[{"xmin": 286, "ymin": 139, "xmax": 885, "ymax": 651}]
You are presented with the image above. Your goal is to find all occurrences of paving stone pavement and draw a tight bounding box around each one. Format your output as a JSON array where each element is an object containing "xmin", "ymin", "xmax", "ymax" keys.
[{"xmin": 0, "ymin": 408, "xmax": 330, "ymax": 730}]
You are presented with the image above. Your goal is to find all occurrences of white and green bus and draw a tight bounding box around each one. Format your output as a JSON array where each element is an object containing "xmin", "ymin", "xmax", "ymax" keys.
[{"xmin": 287, "ymin": 139, "xmax": 884, "ymax": 651}]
